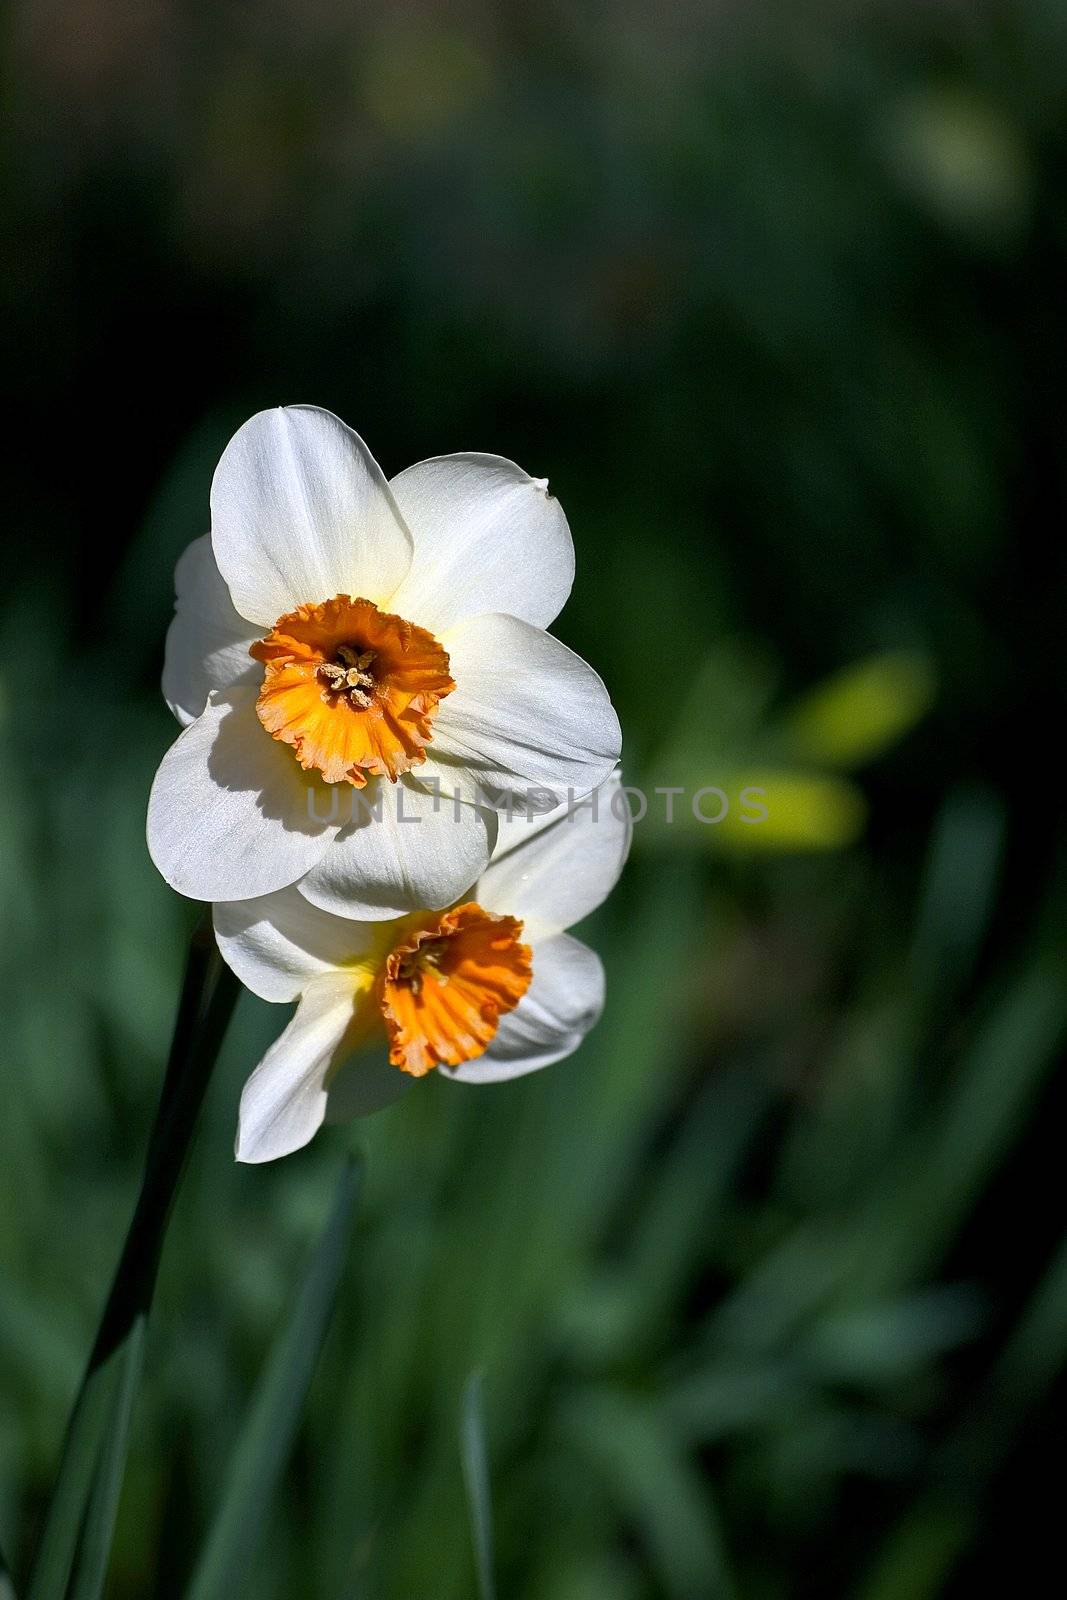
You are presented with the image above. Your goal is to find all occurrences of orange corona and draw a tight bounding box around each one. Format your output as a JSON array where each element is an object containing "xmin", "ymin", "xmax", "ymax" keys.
[
  {"xmin": 377, "ymin": 903, "xmax": 533, "ymax": 1077},
  {"xmin": 251, "ymin": 594, "xmax": 455, "ymax": 786}
]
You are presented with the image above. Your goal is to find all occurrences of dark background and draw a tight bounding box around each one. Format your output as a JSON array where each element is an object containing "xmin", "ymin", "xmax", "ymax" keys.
[{"xmin": 2, "ymin": 2, "xmax": 1066, "ymax": 1596}]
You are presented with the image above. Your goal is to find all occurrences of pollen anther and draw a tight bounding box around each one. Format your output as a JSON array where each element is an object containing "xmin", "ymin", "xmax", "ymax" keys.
[{"xmin": 317, "ymin": 645, "xmax": 377, "ymax": 707}]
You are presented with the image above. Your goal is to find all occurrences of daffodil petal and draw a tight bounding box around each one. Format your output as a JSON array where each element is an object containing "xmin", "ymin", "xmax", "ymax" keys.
[
  {"xmin": 211, "ymin": 406, "xmax": 413, "ymax": 626},
  {"xmin": 147, "ymin": 685, "xmax": 339, "ymax": 902},
  {"xmin": 163, "ymin": 535, "xmax": 261, "ymax": 725},
  {"xmin": 404, "ymin": 753, "xmax": 489, "ymax": 812},
  {"xmin": 432, "ymin": 614, "xmax": 621, "ymax": 806},
  {"xmin": 478, "ymin": 767, "xmax": 631, "ymax": 933},
  {"xmin": 443, "ymin": 933, "xmax": 604, "ymax": 1083},
  {"xmin": 386, "ymin": 454, "xmax": 574, "ymax": 633},
  {"xmin": 236, "ymin": 972, "xmax": 366, "ymax": 1163},
  {"xmin": 297, "ymin": 777, "xmax": 496, "ymax": 921},
  {"xmin": 213, "ymin": 884, "xmax": 381, "ymax": 1002}
]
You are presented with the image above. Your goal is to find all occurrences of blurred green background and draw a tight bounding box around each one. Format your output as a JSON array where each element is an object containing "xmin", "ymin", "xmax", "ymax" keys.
[{"xmin": 3, "ymin": 1, "xmax": 1066, "ymax": 1595}]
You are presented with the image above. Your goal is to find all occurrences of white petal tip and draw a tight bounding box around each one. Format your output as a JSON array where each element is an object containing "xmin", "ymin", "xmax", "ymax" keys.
[
  {"xmin": 234, "ymin": 1134, "xmax": 267, "ymax": 1165},
  {"xmin": 234, "ymin": 1128, "xmax": 314, "ymax": 1165}
]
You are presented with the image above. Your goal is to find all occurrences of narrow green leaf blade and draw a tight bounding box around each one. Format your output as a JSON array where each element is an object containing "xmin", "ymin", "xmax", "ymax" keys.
[
  {"xmin": 68, "ymin": 1315, "xmax": 147, "ymax": 1600},
  {"xmin": 186, "ymin": 1160, "xmax": 361, "ymax": 1600},
  {"xmin": 459, "ymin": 1372, "xmax": 495, "ymax": 1600},
  {"xmin": 24, "ymin": 1368, "xmax": 113, "ymax": 1600}
]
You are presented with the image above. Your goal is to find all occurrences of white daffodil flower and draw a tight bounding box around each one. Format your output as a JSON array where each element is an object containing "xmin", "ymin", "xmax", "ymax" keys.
[
  {"xmin": 148, "ymin": 405, "xmax": 621, "ymax": 919},
  {"xmin": 214, "ymin": 769, "xmax": 632, "ymax": 1163}
]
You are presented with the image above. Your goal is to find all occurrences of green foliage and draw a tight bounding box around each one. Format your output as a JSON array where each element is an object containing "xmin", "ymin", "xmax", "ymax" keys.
[
  {"xmin": 67, "ymin": 1318, "xmax": 146, "ymax": 1600},
  {"xmin": 187, "ymin": 1163, "xmax": 360, "ymax": 1600},
  {"xmin": 459, "ymin": 1374, "xmax": 495, "ymax": 1600},
  {"xmin": 21, "ymin": 938, "xmax": 237, "ymax": 1600},
  {"xmin": 784, "ymin": 652, "xmax": 936, "ymax": 772},
  {"xmin": 1, "ymin": 1535, "xmax": 16, "ymax": 1600}
]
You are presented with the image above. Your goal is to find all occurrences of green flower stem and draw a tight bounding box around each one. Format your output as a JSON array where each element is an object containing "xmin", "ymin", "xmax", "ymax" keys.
[{"xmin": 25, "ymin": 921, "xmax": 239, "ymax": 1600}]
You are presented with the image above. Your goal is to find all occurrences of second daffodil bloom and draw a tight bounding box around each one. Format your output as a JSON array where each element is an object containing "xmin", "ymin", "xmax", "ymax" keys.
[
  {"xmin": 147, "ymin": 406, "xmax": 621, "ymax": 919},
  {"xmin": 213, "ymin": 771, "xmax": 632, "ymax": 1163}
]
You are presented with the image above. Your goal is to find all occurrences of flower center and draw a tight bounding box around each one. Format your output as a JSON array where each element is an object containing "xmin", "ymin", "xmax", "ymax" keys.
[
  {"xmin": 392, "ymin": 935, "xmax": 448, "ymax": 994},
  {"xmin": 250, "ymin": 595, "xmax": 455, "ymax": 787},
  {"xmin": 379, "ymin": 903, "xmax": 533, "ymax": 1077},
  {"xmin": 316, "ymin": 644, "xmax": 377, "ymax": 709}
]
